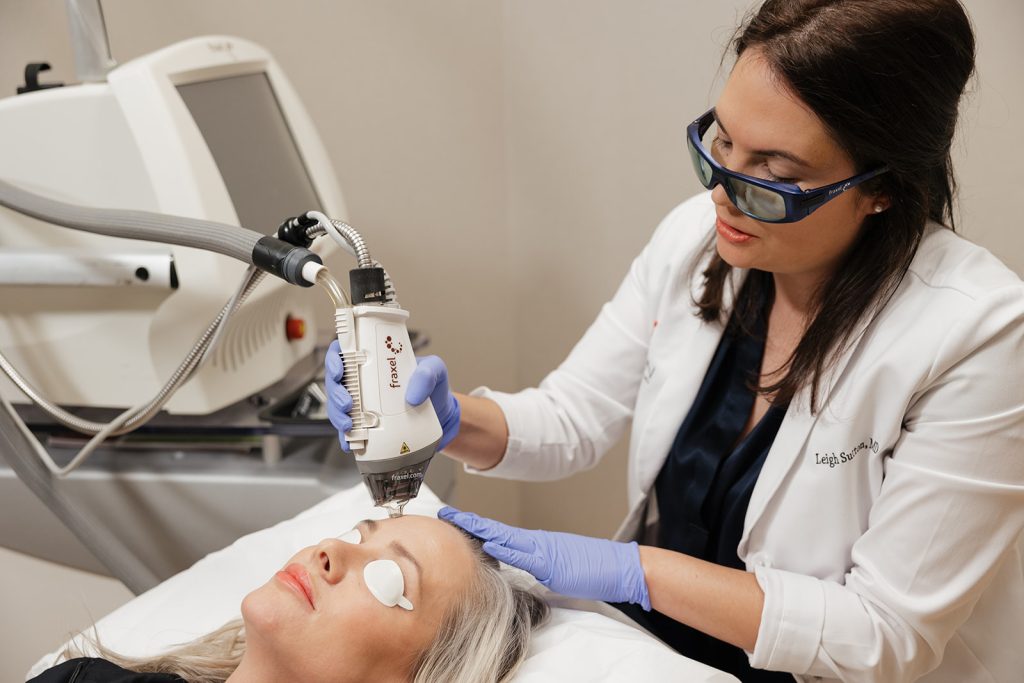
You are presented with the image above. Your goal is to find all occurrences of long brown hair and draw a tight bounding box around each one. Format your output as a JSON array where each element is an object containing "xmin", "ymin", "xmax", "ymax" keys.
[{"xmin": 693, "ymin": 0, "xmax": 976, "ymax": 409}]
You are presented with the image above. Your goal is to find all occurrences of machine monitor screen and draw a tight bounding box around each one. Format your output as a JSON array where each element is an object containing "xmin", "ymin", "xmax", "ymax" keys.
[{"xmin": 177, "ymin": 73, "xmax": 322, "ymax": 234}]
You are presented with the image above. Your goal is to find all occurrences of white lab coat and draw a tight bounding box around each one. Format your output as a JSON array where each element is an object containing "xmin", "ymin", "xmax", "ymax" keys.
[{"xmin": 470, "ymin": 192, "xmax": 1024, "ymax": 682}]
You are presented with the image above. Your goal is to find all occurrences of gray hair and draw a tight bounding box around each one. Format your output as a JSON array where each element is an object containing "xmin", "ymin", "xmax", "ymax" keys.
[
  {"xmin": 413, "ymin": 530, "xmax": 548, "ymax": 682},
  {"xmin": 62, "ymin": 526, "xmax": 548, "ymax": 683}
]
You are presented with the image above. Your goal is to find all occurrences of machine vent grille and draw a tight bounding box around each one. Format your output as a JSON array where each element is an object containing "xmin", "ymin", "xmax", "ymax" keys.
[{"xmin": 209, "ymin": 288, "xmax": 297, "ymax": 373}]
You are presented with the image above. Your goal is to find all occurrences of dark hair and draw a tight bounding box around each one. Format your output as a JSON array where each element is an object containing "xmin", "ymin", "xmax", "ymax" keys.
[{"xmin": 693, "ymin": 0, "xmax": 976, "ymax": 409}]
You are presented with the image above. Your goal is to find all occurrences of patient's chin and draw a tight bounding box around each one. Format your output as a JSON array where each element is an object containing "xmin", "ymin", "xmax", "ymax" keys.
[
  {"xmin": 240, "ymin": 580, "xmax": 294, "ymax": 635},
  {"xmin": 239, "ymin": 587, "xmax": 403, "ymax": 683}
]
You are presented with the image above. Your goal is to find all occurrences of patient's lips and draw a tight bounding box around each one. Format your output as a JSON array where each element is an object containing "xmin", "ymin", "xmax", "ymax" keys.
[{"xmin": 276, "ymin": 563, "xmax": 316, "ymax": 609}]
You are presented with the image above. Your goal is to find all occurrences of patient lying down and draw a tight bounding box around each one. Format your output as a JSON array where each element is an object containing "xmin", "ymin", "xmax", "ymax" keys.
[{"xmin": 32, "ymin": 515, "xmax": 549, "ymax": 683}]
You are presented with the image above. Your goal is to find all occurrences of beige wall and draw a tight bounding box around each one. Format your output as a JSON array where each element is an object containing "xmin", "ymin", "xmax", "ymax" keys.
[
  {"xmin": 1, "ymin": 1, "xmax": 1022, "ymax": 680},
  {"xmin": 503, "ymin": 1, "xmax": 747, "ymax": 535},
  {"xmin": 953, "ymin": 0, "xmax": 1024, "ymax": 274}
]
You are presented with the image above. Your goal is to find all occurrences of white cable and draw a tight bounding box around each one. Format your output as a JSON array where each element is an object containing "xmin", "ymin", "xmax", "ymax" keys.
[{"xmin": 307, "ymin": 210, "xmax": 357, "ymax": 259}]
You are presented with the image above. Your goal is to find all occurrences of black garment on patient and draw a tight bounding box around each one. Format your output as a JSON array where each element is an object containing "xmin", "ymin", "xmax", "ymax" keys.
[
  {"xmin": 614, "ymin": 286, "xmax": 792, "ymax": 682},
  {"xmin": 29, "ymin": 658, "xmax": 184, "ymax": 682}
]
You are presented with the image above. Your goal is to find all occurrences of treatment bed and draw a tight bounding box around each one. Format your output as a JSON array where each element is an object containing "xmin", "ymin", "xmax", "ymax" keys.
[{"xmin": 27, "ymin": 484, "xmax": 737, "ymax": 682}]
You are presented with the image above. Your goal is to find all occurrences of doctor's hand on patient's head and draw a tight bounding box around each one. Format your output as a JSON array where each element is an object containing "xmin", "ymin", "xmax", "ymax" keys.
[
  {"xmin": 439, "ymin": 506, "xmax": 651, "ymax": 611},
  {"xmin": 325, "ymin": 343, "xmax": 461, "ymax": 452}
]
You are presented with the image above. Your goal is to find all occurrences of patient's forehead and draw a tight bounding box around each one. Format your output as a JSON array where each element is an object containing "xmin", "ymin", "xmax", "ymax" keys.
[
  {"xmin": 370, "ymin": 515, "xmax": 476, "ymax": 595},
  {"xmin": 364, "ymin": 515, "xmax": 473, "ymax": 561},
  {"xmin": 378, "ymin": 514, "xmax": 466, "ymax": 545}
]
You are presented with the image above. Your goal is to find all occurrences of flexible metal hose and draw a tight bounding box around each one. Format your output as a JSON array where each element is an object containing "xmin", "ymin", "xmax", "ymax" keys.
[
  {"xmin": 301, "ymin": 223, "xmax": 327, "ymax": 241},
  {"xmin": 330, "ymin": 219, "xmax": 373, "ymax": 269},
  {"xmin": 301, "ymin": 223, "xmax": 398, "ymax": 306}
]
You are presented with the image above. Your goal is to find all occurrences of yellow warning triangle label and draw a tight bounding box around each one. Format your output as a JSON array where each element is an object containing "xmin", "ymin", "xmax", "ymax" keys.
[{"xmin": 400, "ymin": 442, "xmax": 411, "ymax": 455}]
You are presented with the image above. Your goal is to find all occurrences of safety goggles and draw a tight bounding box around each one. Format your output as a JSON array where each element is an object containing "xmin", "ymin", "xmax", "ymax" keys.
[{"xmin": 686, "ymin": 108, "xmax": 889, "ymax": 223}]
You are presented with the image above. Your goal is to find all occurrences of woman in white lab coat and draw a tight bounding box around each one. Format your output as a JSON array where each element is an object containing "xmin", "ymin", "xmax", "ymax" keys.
[{"xmin": 326, "ymin": 0, "xmax": 1024, "ymax": 680}]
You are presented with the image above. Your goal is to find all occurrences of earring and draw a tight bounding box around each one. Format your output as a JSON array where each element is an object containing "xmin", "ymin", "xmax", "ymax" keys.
[{"xmin": 873, "ymin": 204, "xmax": 884, "ymax": 213}]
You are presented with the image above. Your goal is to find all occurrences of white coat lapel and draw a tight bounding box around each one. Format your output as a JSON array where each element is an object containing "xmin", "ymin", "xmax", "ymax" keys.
[
  {"xmin": 633, "ymin": 318, "xmax": 723, "ymax": 494},
  {"xmin": 633, "ymin": 265, "xmax": 748, "ymax": 495},
  {"xmin": 739, "ymin": 301, "xmax": 881, "ymax": 552}
]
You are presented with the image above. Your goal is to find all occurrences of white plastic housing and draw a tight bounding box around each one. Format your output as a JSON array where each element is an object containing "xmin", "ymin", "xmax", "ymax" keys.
[
  {"xmin": 0, "ymin": 36, "xmax": 347, "ymax": 414},
  {"xmin": 336, "ymin": 305, "xmax": 442, "ymax": 466}
]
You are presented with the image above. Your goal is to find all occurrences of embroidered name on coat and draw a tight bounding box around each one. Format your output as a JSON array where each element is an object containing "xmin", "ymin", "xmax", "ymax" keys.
[{"xmin": 815, "ymin": 437, "xmax": 880, "ymax": 468}]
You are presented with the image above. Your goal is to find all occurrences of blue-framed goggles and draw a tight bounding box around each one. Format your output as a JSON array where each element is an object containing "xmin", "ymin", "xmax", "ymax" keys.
[{"xmin": 686, "ymin": 108, "xmax": 889, "ymax": 223}]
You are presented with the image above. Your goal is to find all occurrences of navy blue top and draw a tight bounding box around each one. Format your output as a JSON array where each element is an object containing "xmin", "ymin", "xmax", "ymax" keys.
[
  {"xmin": 30, "ymin": 658, "xmax": 185, "ymax": 682},
  {"xmin": 614, "ymin": 286, "xmax": 791, "ymax": 682}
]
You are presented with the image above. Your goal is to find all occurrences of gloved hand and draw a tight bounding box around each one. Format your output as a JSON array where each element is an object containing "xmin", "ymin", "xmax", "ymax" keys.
[
  {"xmin": 439, "ymin": 506, "xmax": 651, "ymax": 610},
  {"xmin": 324, "ymin": 341, "xmax": 461, "ymax": 452},
  {"xmin": 405, "ymin": 355, "xmax": 461, "ymax": 450}
]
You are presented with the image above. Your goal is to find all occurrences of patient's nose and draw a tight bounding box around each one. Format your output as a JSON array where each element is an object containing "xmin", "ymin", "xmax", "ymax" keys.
[{"xmin": 316, "ymin": 538, "xmax": 355, "ymax": 584}]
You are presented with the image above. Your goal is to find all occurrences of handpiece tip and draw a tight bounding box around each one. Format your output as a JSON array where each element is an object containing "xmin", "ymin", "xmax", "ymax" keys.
[{"xmin": 382, "ymin": 500, "xmax": 408, "ymax": 518}]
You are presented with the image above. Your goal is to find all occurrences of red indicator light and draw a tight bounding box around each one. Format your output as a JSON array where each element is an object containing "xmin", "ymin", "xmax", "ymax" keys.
[{"xmin": 285, "ymin": 316, "xmax": 306, "ymax": 341}]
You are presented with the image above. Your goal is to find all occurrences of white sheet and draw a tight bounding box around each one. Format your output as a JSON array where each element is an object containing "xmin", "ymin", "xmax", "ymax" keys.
[{"xmin": 28, "ymin": 484, "xmax": 737, "ymax": 682}]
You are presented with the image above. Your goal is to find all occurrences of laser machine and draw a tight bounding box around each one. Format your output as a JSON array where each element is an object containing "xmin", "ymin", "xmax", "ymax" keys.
[{"xmin": 0, "ymin": 1, "xmax": 451, "ymax": 593}]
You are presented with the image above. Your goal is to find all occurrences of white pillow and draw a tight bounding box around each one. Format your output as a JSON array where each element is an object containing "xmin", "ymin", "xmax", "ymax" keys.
[{"xmin": 28, "ymin": 484, "xmax": 736, "ymax": 682}]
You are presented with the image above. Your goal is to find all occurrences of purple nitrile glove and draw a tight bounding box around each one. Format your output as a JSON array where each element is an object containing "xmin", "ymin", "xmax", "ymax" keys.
[
  {"xmin": 405, "ymin": 355, "xmax": 461, "ymax": 450},
  {"xmin": 325, "ymin": 343, "xmax": 461, "ymax": 452},
  {"xmin": 438, "ymin": 506, "xmax": 651, "ymax": 610}
]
